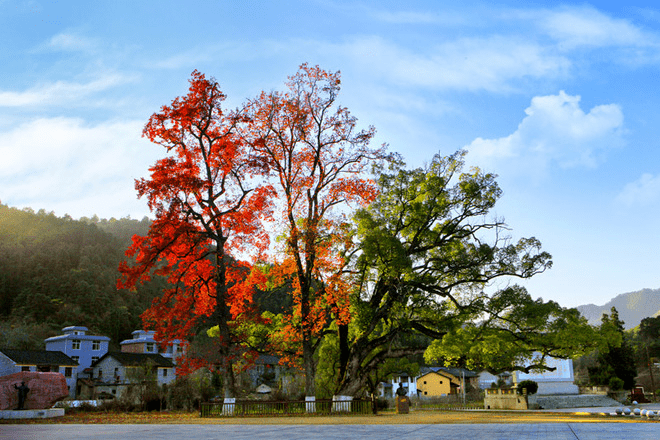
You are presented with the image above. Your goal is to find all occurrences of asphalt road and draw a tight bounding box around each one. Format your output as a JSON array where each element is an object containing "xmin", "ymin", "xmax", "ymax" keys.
[{"xmin": 2, "ymin": 423, "xmax": 660, "ymax": 440}]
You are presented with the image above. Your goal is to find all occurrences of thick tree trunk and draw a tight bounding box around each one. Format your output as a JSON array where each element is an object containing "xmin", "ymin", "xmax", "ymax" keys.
[
  {"xmin": 338, "ymin": 323, "xmax": 349, "ymax": 384},
  {"xmin": 302, "ymin": 335, "xmax": 316, "ymax": 396},
  {"xmin": 300, "ymin": 278, "xmax": 316, "ymax": 396},
  {"xmin": 215, "ymin": 244, "xmax": 236, "ymax": 398}
]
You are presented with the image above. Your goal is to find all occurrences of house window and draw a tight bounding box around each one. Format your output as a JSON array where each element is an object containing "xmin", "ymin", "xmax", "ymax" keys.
[
  {"xmin": 92, "ymin": 340, "xmax": 101, "ymax": 350},
  {"xmin": 146, "ymin": 343, "xmax": 155, "ymax": 353},
  {"xmin": 98, "ymin": 369, "xmax": 103, "ymax": 378},
  {"xmin": 72, "ymin": 339, "xmax": 81, "ymax": 350},
  {"xmin": 64, "ymin": 367, "xmax": 73, "ymax": 377},
  {"xmin": 91, "ymin": 356, "xmax": 99, "ymax": 364},
  {"xmin": 21, "ymin": 366, "xmax": 30, "ymax": 372},
  {"xmin": 162, "ymin": 368, "xmax": 168, "ymax": 377}
]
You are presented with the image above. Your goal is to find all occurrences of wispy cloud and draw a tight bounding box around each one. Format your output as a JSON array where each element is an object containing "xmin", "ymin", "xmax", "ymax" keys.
[
  {"xmin": 45, "ymin": 32, "xmax": 98, "ymax": 52},
  {"xmin": 340, "ymin": 36, "xmax": 570, "ymax": 92},
  {"xmin": 616, "ymin": 173, "xmax": 660, "ymax": 207},
  {"xmin": 537, "ymin": 6, "xmax": 656, "ymax": 49},
  {"xmin": 0, "ymin": 75, "xmax": 134, "ymax": 107},
  {"xmin": 466, "ymin": 91, "xmax": 624, "ymax": 176}
]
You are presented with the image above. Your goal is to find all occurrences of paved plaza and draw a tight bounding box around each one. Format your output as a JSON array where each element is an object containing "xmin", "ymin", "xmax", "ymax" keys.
[{"xmin": 2, "ymin": 423, "xmax": 660, "ymax": 440}]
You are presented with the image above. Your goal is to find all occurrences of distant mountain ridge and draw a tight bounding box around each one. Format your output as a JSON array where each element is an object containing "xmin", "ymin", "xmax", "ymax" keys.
[{"xmin": 577, "ymin": 288, "xmax": 660, "ymax": 330}]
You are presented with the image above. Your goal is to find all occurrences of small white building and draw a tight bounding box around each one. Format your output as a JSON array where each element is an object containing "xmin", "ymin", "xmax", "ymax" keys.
[
  {"xmin": 379, "ymin": 372, "xmax": 418, "ymax": 398},
  {"xmin": 90, "ymin": 352, "xmax": 175, "ymax": 399},
  {"xmin": 513, "ymin": 356, "xmax": 579, "ymax": 395},
  {"xmin": 479, "ymin": 356, "xmax": 579, "ymax": 395}
]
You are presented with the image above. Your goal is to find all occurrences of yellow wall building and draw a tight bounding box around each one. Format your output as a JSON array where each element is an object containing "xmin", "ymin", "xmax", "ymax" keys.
[{"xmin": 416, "ymin": 370, "xmax": 460, "ymax": 396}]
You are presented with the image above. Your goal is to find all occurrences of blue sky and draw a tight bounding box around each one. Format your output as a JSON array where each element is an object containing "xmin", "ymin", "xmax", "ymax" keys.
[{"xmin": 2, "ymin": 0, "xmax": 660, "ymax": 309}]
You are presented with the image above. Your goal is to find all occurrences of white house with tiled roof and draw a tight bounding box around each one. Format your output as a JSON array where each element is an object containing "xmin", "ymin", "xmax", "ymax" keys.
[{"xmin": 90, "ymin": 352, "xmax": 175, "ymax": 399}]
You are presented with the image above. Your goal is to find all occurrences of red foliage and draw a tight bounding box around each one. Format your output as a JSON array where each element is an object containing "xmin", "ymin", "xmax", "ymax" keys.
[
  {"xmin": 241, "ymin": 64, "xmax": 386, "ymax": 391},
  {"xmin": 117, "ymin": 71, "xmax": 273, "ymax": 390}
]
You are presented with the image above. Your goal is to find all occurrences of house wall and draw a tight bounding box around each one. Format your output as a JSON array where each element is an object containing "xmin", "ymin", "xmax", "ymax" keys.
[
  {"xmin": 417, "ymin": 372, "xmax": 455, "ymax": 397},
  {"xmin": 513, "ymin": 357, "xmax": 579, "ymax": 395},
  {"xmin": 484, "ymin": 388, "xmax": 528, "ymax": 410},
  {"xmin": 94, "ymin": 357, "xmax": 124, "ymax": 383},
  {"xmin": 92, "ymin": 356, "xmax": 174, "ymax": 396},
  {"xmin": 381, "ymin": 375, "xmax": 418, "ymax": 398},
  {"xmin": 120, "ymin": 343, "xmax": 144, "ymax": 354}
]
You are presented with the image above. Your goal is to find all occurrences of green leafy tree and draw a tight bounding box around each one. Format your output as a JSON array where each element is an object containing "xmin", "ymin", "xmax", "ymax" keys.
[
  {"xmin": 332, "ymin": 151, "xmax": 605, "ymax": 396},
  {"xmin": 588, "ymin": 307, "xmax": 637, "ymax": 390}
]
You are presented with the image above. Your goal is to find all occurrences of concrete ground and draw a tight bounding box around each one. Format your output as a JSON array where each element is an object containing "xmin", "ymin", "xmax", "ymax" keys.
[
  {"xmin": 543, "ymin": 402, "xmax": 660, "ymax": 415},
  {"xmin": 3, "ymin": 422, "xmax": 660, "ymax": 440}
]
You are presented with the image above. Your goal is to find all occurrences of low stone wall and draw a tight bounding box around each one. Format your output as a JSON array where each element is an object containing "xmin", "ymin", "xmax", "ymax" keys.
[
  {"xmin": 578, "ymin": 385, "xmax": 609, "ymax": 395},
  {"xmin": 484, "ymin": 388, "xmax": 528, "ymax": 410},
  {"xmin": 0, "ymin": 408, "xmax": 65, "ymax": 419}
]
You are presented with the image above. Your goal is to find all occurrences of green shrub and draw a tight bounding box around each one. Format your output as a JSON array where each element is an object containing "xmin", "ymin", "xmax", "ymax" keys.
[
  {"xmin": 517, "ymin": 380, "xmax": 538, "ymax": 395},
  {"xmin": 608, "ymin": 377, "xmax": 624, "ymax": 391}
]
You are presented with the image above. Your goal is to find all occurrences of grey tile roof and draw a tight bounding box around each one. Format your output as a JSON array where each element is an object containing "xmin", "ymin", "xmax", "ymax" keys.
[{"xmin": 0, "ymin": 348, "xmax": 78, "ymax": 366}]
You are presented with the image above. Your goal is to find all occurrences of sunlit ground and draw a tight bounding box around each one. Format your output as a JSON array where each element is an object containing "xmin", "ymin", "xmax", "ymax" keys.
[{"xmin": 3, "ymin": 410, "xmax": 657, "ymax": 425}]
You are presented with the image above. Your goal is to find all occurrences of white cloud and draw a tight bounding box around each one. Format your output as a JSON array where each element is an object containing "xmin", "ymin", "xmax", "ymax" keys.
[
  {"xmin": 0, "ymin": 117, "xmax": 159, "ymax": 219},
  {"xmin": 616, "ymin": 173, "xmax": 660, "ymax": 207},
  {"xmin": 341, "ymin": 36, "xmax": 570, "ymax": 92},
  {"xmin": 538, "ymin": 6, "xmax": 653, "ymax": 49},
  {"xmin": 46, "ymin": 32, "xmax": 97, "ymax": 52},
  {"xmin": 466, "ymin": 91, "xmax": 624, "ymax": 175},
  {"xmin": 370, "ymin": 9, "xmax": 466, "ymax": 25},
  {"xmin": 0, "ymin": 75, "xmax": 133, "ymax": 107}
]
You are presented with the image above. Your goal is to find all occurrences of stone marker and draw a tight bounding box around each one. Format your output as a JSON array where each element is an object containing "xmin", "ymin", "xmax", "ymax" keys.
[
  {"xmin": 395, "ymin": 395, "xmax": 410, "ymax": 414},
  {"xmin": 0, "ymin": 372, "xmax": 68, "ymax": 410}
]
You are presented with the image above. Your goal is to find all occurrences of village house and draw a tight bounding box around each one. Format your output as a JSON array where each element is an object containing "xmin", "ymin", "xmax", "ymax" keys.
[
  {"xmin": 84, "ymin": 352, "xmax": 175, "ymax": 400},
  {"xmin": 417, "ymin": 369, "xmax": 460, "ymax": 396},
  {"xmin": 0, "ymin": 348, "xmax": 79, "ymax": 397},
  {"xmin": 120, "ymin": 330, "xmax": 183, "ymax": 364},
  {"xmin": 380, "ymin": 367, "xmax": 479, "ymax": 398},
  {"xmin": 44, "ymin": 326, "xmax": 110, "ymax": 374}
]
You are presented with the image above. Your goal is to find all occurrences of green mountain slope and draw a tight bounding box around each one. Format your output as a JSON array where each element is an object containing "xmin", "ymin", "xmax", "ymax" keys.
[{"xmin": 577, "ymin": 288, "xmax": 660, "ymax": 329}]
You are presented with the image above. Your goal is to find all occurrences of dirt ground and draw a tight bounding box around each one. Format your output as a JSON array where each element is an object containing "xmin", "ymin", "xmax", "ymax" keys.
[{"xmin": 3, "ymin": 409, "xmax": 656, "ymax": 425}]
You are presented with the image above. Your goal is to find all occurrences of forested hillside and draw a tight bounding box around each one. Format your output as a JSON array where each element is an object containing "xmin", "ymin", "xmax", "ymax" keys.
[{"xmin": 0, "ymin": 204, "xmax": 164, "ymax": 349}]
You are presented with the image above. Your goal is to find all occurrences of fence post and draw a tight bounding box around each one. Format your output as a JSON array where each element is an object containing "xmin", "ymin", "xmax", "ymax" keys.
[
  {"xmin": 305, "ymin": 396, "xmax": 316, "ymax": 413},
  {"xmin": 223, "ymin": 397, "xmax": 235, "ymax": 416},
  {"xmin": 332, "ymin": 395, "xmax": 352, "ymax": 412}
]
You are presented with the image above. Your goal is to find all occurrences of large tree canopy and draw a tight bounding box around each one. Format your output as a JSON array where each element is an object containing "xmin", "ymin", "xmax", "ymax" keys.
[
  {"xmin": 241, "ymin": 64, "xmax": 386, "ymax": 395},
  {"xmin": 118, "ymin": 71, "xmax": 273, "ymax": 397},
  {"xmin": 332, "ymin": 151, "xmax": 605, "ymax": 395}
]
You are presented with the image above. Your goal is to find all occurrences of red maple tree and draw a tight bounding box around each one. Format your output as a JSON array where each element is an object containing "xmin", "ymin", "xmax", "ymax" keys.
[
  {"xmin": 242, "ymin": 64, "xmax": 386, "ymax": 395},
  {"xmin": 117, "ymin": 71, "xmax": 273, "ymax": 397}
]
